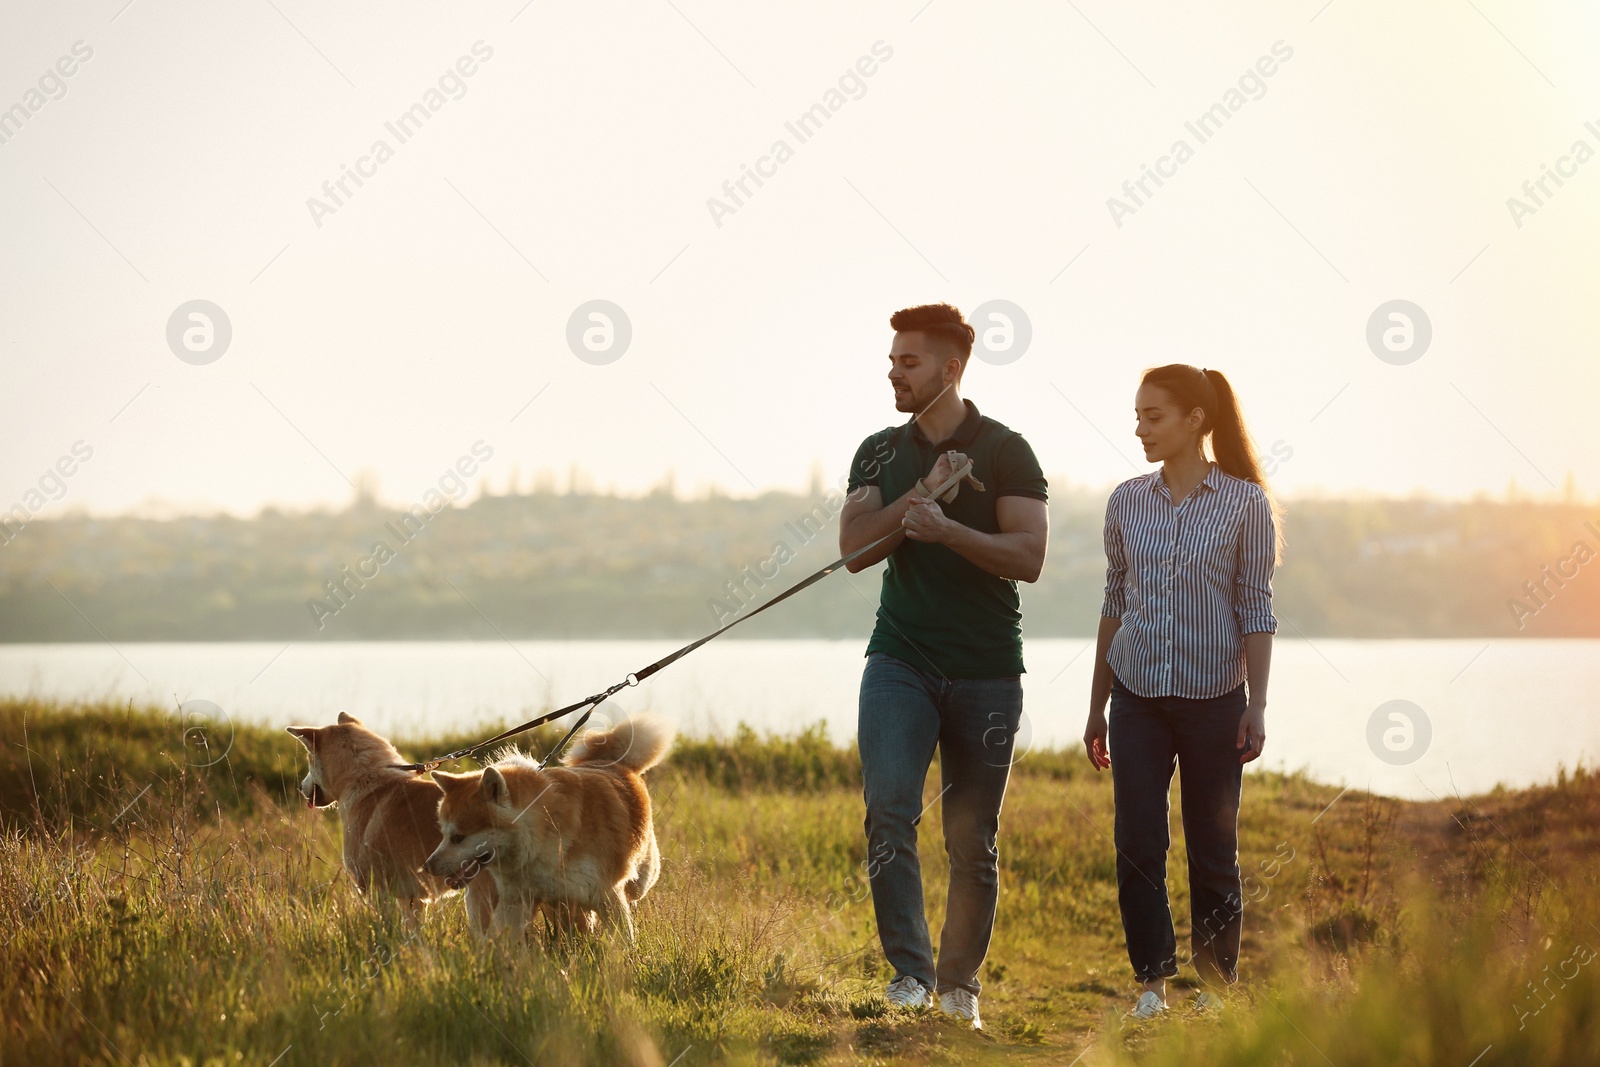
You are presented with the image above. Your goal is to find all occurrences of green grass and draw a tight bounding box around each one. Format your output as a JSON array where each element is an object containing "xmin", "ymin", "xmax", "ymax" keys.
[{"xmin": 2, "ymin": 697, "xmax": 1597, "ymax": 1065}]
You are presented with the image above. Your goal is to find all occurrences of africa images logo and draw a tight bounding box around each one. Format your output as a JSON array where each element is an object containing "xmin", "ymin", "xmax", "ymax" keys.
[
  {"xmin": 305, "ymin": 41, "xmax": 494, "ymax": 229},
  {"xmin": 705, "ymin": 40, "xmax": 894, "ymax": 228},
  {"xmin": 1106, "ymin": 40, "xmax": 1294, "ymax": 228}
]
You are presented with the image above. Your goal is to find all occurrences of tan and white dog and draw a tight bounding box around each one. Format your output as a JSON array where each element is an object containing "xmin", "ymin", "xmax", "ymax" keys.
[
  {"xmin": 423, "ymin": 713, "xmax": 673, "ymax": 941},
  {"xmin": 287, "ymin": 712, "xmax": 495, "ymax": 928}
]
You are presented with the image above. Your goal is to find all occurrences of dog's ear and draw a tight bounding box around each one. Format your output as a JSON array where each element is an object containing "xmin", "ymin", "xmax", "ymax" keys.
[
  {"xmin": 432, "ymin": 770, "xmax": 471, "ymax": 792},
  {"xmin": 481, "ymin": 766, "xmax": 509, "ymax": 806},
  {"xmin": 337, "ymin": 711, "xmax": 362, "ymax": 725},
  {"xmin": 286, "ymin": 726, "xmax": 317, "ymax": 749}
]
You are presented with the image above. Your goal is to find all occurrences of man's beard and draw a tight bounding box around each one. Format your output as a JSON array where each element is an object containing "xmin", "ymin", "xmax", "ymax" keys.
[{"xmin": 896, "ymin": 378, "xmax": 952, "ymax": 416}]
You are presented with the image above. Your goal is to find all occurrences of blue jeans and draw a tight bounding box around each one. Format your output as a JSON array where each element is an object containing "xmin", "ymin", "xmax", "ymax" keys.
[
  {"xmin": 857, "ymin": 651, "xmax": 1023, "ymax": 996},
  {"xmin": 1108, "ymin": 673, "xmax": 1246, "ymax": 985}
]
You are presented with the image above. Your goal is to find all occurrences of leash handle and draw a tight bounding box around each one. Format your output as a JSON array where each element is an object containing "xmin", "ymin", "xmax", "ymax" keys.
[{"xmin": 398, "ymin": 459, "xmax": 977, "ymax": 772}]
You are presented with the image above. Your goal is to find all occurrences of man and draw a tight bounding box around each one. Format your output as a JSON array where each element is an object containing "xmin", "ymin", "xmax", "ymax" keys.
[{"xmin": 840, "ymin": 303, "xmax": 1050, "ymax": 1030}]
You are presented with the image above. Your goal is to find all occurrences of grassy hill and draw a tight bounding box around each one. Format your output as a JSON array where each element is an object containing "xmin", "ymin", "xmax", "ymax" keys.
[{"xmin": 2, "ymin": 698, "xmax": 1596, "ymax": 1065}]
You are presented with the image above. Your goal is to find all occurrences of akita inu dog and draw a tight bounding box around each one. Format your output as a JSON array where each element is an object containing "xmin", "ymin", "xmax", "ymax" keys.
[
  {"xmin": 287, "ymin": 712, "xmax": 495, "ymax": 928},
  {"xmin": 423, "ymin": 713, "xmax": 673, "ymax": 942}
]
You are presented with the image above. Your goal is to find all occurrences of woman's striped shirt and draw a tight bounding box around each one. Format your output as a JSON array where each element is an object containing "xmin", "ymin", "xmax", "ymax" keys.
[{"xmin": 1100, "ymin": 462, "xmax": 1278, "ymax": 699}]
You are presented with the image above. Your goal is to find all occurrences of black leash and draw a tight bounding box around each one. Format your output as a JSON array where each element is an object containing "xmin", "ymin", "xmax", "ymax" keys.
[{"xmin": 394, "ymin": 461, "xmax": 976, "ymax": 773}]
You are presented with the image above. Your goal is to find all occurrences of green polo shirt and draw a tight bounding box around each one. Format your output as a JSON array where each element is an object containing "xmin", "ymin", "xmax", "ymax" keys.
[{"xmin": 847, "ymin": 398, "xmax": 1048, "ymax": 679}]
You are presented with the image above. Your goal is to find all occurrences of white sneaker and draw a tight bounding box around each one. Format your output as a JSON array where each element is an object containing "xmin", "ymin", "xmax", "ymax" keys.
[
  {"xmin": 938, "ymin": 988, "xmax": 983, "ymax": 1030},
  {"xmin": 885, "ymin": 975, "xmax": 931, "ymax": 1009},
  {"xmin": 1130, "ymin": 989, "xmax": 1168, "ymax": 1019},
  {"xmin": 1194, "ymin": 990, "xmax": 1225, "ymax": 1013}
]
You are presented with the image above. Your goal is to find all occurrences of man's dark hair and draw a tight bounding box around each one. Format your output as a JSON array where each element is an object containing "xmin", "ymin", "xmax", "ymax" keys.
[{"xmin": 890, "ymin": 303, "xmax": 974, "ymax": 361}]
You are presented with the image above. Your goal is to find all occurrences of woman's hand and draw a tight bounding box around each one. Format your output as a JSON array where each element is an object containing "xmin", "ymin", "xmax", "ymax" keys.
[
  {"xmin": 1083, "ymin": 709, "xmax": 1110, "ymax": 770},
  {"xmin": 1236, "ymin": 703, "xmax": 1266, "ymax": 764},
  {"xmin": 1240, "ymin": 635, "xmax": 1272, "ymax": 765}
]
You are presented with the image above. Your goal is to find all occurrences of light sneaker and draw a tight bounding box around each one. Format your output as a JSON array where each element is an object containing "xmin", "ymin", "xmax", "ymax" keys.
[
  {"xmin": 884, "ymin": 975, "xmax": 931, "ymax": 1009},
  {"xmin": 938, "ymin": 988, "xmax": 983, "ymax": 1030},
  {"xmin": 1194, "ymin": 990, "xmax": 1225, "ymax": 1013},
  {"xmin": 1129, "ymin": 990, "xmax": 1168, "ymax": 1019}
]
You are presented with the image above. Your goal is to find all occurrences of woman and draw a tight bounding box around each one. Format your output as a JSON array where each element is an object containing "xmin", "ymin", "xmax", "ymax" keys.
[{"xmin": 1082, "ymin": 364, "xmax": 1280, "ymax": 1019}]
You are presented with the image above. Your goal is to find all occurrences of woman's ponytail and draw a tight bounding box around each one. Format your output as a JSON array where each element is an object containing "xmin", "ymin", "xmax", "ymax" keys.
[{"xmin": 1200, "ymin": 369, "xmax": 1263, "ymax": 486}]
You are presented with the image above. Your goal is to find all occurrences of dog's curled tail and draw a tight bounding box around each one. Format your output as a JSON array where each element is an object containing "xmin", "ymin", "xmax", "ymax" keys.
[{"xmin": 565, "ymin": 712, "xmax": 675, "ymax": 773}]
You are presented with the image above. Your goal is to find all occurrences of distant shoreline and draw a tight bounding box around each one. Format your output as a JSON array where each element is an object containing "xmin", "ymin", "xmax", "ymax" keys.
[{"xmin": 5, "ymin": 494, "xmax": 1598, "ymax": 640}]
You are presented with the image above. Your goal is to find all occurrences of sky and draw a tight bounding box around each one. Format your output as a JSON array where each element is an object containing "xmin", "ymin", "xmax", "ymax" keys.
[{"xmin": 2, "ymin": 0, "xmax": 1599, "ymax": 519}]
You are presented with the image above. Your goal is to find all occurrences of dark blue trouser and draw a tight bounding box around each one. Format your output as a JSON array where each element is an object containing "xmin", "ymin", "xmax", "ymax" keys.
[
  {"xmin": 1108, "ymin": 673, "xmax": 1246, "ymax": 985},
  {"xmin": 858, "ymin": 651, "xmax": 1023, "ymax": 996}
]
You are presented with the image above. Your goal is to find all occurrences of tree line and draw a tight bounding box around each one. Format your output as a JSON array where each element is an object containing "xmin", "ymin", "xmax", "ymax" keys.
[{"xmin": 1, "ymin": 489, "xmax": 1595, "ymax": 640}]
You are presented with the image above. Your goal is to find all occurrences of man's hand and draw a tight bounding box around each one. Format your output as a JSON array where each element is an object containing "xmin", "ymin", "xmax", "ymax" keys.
[
  {"xmin": 1236, "ymin": 703, "xmax": 1266, "ymax": 764},
  {"xmin": 923, "ymin": 450, "xmax": 967, "ymax": 495},
  {"xmin": 1083, "ymin": 709, "xmax": 1110, "ymax": 770},
  {"xmin": 902, "ymin": 496, "xmax": 958, "ymax": 543}
]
